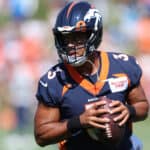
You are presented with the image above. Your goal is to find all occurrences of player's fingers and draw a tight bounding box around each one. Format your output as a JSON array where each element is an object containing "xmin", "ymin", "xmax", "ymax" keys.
[
  {"xmin": 118, "ymin": 114, "xmax": 129, "ymax": 126},
  {"xmin": 110, "ymin": 106, "xmax": 122, "ymax": 114},
  {"xmin": 92, "ymin": 100, "xmax": 107, "ymax": 109},
  {"xmin": 96, "ymin": 108, "xmax": 110, "ymax": 116},
  {"xmin": 89, "ymin": 120, "xmax": 106, "ymax": 129},
  {"xmin": 86, "ymin": 108, "xmax": 108, "ymax": 118},
  {"xmin": 85, "ymin": 100, "xmax": 106, "ymax": 110},
  {"xmin": 113, "ymin": 112, "xmax": 125, "ymax": 122},
  {"xmin": 90, "ymin": 116, "xmax": 110, "ymax": 124},
  {"xmin": 109, "ymin": 100, "xmax": 120, "ymax": 107},
  {"xmin": 113, "ymin": 111, "xmax": 129, "ymax": 124},
  {"xmin": 87, "ymin": 108, "xmax": 97, "ymax": 116}
]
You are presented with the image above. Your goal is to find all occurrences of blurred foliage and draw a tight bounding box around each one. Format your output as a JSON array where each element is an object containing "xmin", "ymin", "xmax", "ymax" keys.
[
  {"xmin": 0, "ymin": 0, "xmax": 49, "ymax": 26},
  {"xmin": 0, "ymin": 13, "xmax": 10, "ymax": 27},
  {"xmin": 33, "ymin": 0, "xmax": 49, "ymax": 20}
]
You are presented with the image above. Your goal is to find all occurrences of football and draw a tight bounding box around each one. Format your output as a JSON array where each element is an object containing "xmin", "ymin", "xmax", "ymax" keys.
[{"xmin": 86, "ymin": 96, "xmax": 125, "ymax": 144}]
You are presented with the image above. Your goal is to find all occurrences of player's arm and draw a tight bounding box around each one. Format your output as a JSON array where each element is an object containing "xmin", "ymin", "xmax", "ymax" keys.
[
  {"xmin": 34, "ymin": 102, "xmax": 69, "ymax": 146},
  {"xmin": 127, "ymin": 83, "xmax": 149, "ymax": 122},
  {"xmin": 125, "ymin": 56, "xmax": 149, "ymax": 122},
  {"xmin": 110, "ymin": 83, "xmax": 149, "ymax": 126},
  {"xmin": 109, "ymin": 55, "xmax": 149, "ymax": 125},
  {"xmin": 34, "ymin": 100, "xmax": 110, "ymax": 146}
]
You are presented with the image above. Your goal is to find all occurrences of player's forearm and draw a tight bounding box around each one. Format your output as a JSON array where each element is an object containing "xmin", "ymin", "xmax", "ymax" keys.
[
  {"xmin": 127, "ymin": 84, "xmax": 149, "ymax": 122},
  {"xmin": 132, "ymin": 101, "xmax": 149, "ymax": 122},
  {"xmin": 34, "ymin": 120, "xmax": 69, "ymax": 146}
]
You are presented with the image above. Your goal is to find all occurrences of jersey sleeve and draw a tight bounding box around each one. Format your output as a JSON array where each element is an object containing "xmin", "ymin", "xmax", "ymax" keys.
[
  {"xmin": 126, "ymin": 56, "xmax": 142, "ymax": 89},
  {"xmin": 111, "ymin": 52, "xmax": 142, "ymax": 89},
  {"xmin": 35, "ymin": 75, "xmax": 60, "ymax": 107}
]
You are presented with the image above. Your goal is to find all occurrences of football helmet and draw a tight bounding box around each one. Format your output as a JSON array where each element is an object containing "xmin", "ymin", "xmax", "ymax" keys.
[{"xmin": 53, "ymin": 1, "xmax": 103, "ymax": 66}]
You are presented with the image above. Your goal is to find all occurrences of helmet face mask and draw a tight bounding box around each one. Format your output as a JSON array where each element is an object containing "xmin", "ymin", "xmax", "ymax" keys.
[
  {"xmin": 58, "ymin": 31, "xmax": 91, "ymax": 66},
  {"xmin": 53, "ymin": 1, "xmax": 103, "ymax": 66}
]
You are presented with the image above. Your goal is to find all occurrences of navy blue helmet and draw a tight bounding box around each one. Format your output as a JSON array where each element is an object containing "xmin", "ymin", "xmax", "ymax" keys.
[{"xmin": 53, "ymin": 1, "xmax": 103, "ymax": 66}]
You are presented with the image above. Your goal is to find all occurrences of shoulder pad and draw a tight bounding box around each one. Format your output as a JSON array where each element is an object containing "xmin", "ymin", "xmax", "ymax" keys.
[{"xmin": 110, "ymin": 52, "xmax": 142, "ymax": 88}]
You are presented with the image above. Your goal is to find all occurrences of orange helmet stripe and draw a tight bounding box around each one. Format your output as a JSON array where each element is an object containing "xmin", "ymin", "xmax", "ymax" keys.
[{"xmin": 67, "ymin": 2, "xmax": 76, "ymax": 19}]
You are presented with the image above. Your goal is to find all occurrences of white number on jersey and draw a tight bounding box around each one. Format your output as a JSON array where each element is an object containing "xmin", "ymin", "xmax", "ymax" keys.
[
  {"xmin": 48, "ymin": 67, "xmax": 62, "ymax": 80},
  {"xmin": 113, "ymin": 54, "xmax": 129, "ymax": 61}
]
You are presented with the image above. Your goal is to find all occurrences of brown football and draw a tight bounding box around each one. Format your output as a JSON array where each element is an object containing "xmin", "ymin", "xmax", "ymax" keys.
[{"xmin": 86, "ymin": 96, "xmax": 125, "ymax": 144}]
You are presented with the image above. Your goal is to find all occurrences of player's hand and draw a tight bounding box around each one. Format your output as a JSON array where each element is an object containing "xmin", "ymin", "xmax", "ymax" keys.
[
  {"xmin": 109, "ymin": 100, "xmax": 130, "ymax": 126},
  {"xmin": 79, "ymin": 100, "xmax": 110, "ymax": 129}
]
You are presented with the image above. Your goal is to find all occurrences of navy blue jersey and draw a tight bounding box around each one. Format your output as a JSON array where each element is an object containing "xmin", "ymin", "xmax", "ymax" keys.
[{"xmin": 36, "ymin": 51, "xmax": 142, "ymax": 150}]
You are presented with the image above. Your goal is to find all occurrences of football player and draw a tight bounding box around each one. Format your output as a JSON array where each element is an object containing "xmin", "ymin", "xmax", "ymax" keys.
[{"xmin": 34, "ymin": 1, "xmax": 149, "ymax": 150}]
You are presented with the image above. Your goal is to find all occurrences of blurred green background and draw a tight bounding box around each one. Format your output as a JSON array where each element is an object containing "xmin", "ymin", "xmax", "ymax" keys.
[
  {"xmin": 0, "ymin": 118, "xmax": 150, "ymax": 150},
  {"xmin": 0, "ymin": 0, "xmax": 150, "ymax": 150}
]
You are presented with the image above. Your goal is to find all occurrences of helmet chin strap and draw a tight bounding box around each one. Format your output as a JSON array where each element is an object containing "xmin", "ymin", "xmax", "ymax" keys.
[
  {"xmin": 62, "ymin": 44, "xmax": 87, "ymax": 66},
  {"xmin": 60, "ymin": 43, "xmax": 97, "ymax": 67},
  {"xmin": 67, "ymin": 53, "xmax": 87, "ymax": 67}
]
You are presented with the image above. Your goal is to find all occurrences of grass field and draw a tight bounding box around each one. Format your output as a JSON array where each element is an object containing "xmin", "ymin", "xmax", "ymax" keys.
[
  {"xmin": 133, "ymin": 117, "xmax": 150, "ymax": 150},
  {"xmin": 0, "ymin": 117, "xmax": 150, "ymax": 150}
]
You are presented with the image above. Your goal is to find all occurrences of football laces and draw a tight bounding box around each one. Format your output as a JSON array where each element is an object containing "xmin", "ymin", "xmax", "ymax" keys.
[{"xmin": 105, "ymin": 123, "xmax": 112, "ymax": 138}]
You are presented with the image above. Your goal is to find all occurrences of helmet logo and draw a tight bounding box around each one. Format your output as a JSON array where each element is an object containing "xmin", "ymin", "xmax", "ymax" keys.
[
  {"xmin": 84, "ymin": 9, "xmax": 102, "ymax": 31},
  {"xmin": 75, "ymin": 21, "xmax": 86, "ymax": 32}
]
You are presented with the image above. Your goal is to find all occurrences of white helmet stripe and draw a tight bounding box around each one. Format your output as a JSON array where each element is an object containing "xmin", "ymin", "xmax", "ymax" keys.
[{"xmin": 57, "ymin": 26, "xmax": 75, "ymax": 32}]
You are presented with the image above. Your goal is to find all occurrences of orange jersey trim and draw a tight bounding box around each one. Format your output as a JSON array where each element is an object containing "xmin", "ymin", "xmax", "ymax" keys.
[
  {"xmin": 62, "ymin": 85, "xmax": 68, "ymax": 97},
  {"xmin": 65, "ymin": 51, "xmax": 110, "ymax": 96},
  {"xmin": 62, "ymin": 83, "xmax": 72, "ymax": 97}
]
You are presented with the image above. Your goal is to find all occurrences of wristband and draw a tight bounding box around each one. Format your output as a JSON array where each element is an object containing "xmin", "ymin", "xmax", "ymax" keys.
[
  {"xmin": 126, "ymin": 104, "xmax": 136, "ymax": 119},
  {"xmin": 67, "ymin": 116, "xmax": 82, "ymax": 134}
]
